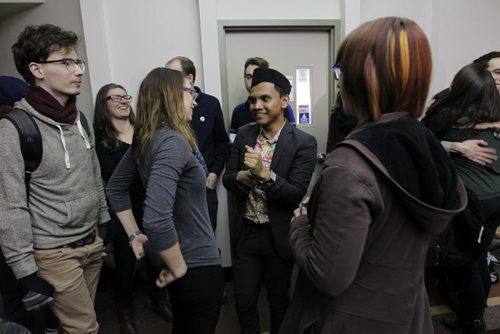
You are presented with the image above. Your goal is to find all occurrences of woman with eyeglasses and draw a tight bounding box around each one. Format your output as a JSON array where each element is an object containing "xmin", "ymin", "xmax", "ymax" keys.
[
  {"xmin": 93, "ymin": 83, "xmax": 174, "ymax": 334},
  {"xmin": 279, "ymin": 17, "xmax": 467, "ymax": 334},
  {"xmin": 106, "ymin": 68, "xmax": 223, "ymax": 334}
]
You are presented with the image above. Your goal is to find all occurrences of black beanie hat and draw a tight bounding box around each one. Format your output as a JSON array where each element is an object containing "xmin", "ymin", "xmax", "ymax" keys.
[
  {"xmin": 0, "ymin": 76, "xmax": 28, "ymax": 106},
  {"xmin": 251, "ymin": 68, "xmax": 291, "ymax": 94}
]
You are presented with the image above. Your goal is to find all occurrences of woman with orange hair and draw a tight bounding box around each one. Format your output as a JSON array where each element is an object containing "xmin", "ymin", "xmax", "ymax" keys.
[{"xmin": 279, "ymin": 17, "xmax": 467, "ymax": 334}]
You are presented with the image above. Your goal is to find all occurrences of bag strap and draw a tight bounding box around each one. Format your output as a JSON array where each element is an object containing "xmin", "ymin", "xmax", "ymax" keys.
[
  {"xmin": 3, "ymin": 110, "xmax": 90, "ymax": 201},
  {"xmin": 3, "ymin": 109, "xmax": 42, "ymax": 200},
  {"xmin": 79, "ymin": 110, "xmax": 90, "ymax": 137}
]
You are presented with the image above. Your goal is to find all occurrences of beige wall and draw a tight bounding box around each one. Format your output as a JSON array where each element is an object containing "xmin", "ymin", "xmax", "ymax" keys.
[
  {"xmin": 430, "ymin": 0, "xmax": 500, "ymax": 96},
  {"xmin": 80, "ymin": 0, "xmax": 204, "ymax": 115},
  {"xmin": 358, "ymin": 0, "xmax": 500, "ymax": 97},
  {"xmin": 2, "ymin": 0, "xmax": 500, "ymax": 267},
  {"xmin": 2, "ymin": 0, "xmax": 500, "ymax": 124}
]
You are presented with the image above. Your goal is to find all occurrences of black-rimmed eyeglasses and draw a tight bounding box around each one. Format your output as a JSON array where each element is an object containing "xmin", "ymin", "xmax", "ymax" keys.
[
  {"xmin": 183, "ymin": 87, "xmax": 199, "ymax": 100},
  {"xmin": 332, "ymin": 63, "xmax": 342, "ymax": 81},
  {"xmin": 107, "ymin": 94, "xmax": 132, "ymax": 103},
  {"xmin": 38, "ymin": 58, "xmax": 86, "ymax": 72}
]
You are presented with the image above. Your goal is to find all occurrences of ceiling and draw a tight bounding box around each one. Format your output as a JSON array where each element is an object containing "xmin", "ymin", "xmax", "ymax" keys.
[{"xmin": 0, "ymin": 1, "xmax": 44, "ymax": 22}]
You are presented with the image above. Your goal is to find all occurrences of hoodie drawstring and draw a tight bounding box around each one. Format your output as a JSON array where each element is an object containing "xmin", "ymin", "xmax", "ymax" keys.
[
  {"xmin": 56, "ymin": 121, "xmax": 91, "ymax": 170},
  {"xmin": 56, "ymin": 125, "xmax": 71, "ymax": 169}
]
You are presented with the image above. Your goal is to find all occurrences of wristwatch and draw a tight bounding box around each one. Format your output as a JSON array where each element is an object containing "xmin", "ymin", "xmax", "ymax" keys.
[
  {"xmin": 128, "ymin": 229, "xmax": 142, "ymax": 242},
  {"xmin": 257, "ymin": 170, "xmax": 276, "ymax": 190}
]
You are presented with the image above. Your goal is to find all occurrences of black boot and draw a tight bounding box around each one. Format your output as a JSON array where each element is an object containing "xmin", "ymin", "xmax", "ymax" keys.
[
  {"xmin": 463, "ymin": 314, "xmax": 487, "ymax": 334},
  {"xmin": 116, "ymin": 300, "xmax": 138, "ymax": 334},
  {"xmin": 441, "ymin": 316, "xmax": 464, "ymax": 333},
  {"xmin": 149, "ymin": 287, "xmax": 173, "ymax": 323}
]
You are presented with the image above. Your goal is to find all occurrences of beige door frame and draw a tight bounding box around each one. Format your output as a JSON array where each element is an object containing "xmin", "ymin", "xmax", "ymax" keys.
[{"xmin": 217, "ymin": 19, "xmax": 341, "ymax": 127}]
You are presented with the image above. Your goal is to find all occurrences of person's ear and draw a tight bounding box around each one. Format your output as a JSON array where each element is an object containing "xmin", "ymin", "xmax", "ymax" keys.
[
  {"xmin": 281, "ymin": 95, "xmax": 290, "ymax": 109},
  {"xmin": 29, "ymin": 62, "xmax": 44, "ymax": 80},
  {"xmin": 187, "ymin": 73, "xmax": 195, "ymax": 86}
]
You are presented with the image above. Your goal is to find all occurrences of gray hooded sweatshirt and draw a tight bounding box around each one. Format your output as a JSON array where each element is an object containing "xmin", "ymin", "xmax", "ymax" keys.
[{"xmin": 0, "ymin": 98, "xmax": 109, "ymax": 279}]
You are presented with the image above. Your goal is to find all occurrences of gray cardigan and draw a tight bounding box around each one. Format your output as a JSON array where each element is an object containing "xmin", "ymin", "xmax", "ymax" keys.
[{"xmin": 106, "ymin": 129, "xmax": 220, "ymax": 269}]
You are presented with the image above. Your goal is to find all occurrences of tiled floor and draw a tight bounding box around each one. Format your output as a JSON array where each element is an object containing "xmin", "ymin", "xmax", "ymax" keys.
[
  {"xmin": 429, "ymin": 269, "xmax": 500, "ymax": 334},
  {"xmin": 2, "ymin": 264, "xmax": 500, "ymax": 333},
  {"xmin": 95, "ymin": 266, "xmax": 264, "ymax": 334},
  {"xmin": 95, "ymin": 264, "xmax": 500, "ymax": 334}
]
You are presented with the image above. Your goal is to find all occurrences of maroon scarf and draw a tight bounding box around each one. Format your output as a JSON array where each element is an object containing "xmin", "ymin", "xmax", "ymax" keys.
[{"xmin": 25, "ymin": 86, "xmax": 77, "ymax": 124}]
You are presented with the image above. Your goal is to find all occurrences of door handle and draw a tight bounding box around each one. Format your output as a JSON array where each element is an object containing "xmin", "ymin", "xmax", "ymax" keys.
[{"xmin": 317, "ymin": 153, "xmax": 326, "ymax": 164}]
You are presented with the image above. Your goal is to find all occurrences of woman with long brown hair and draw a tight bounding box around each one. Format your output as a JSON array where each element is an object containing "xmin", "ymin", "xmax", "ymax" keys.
[
  {"xmin": 93, "ymin": 83, "xmax": 173, "ymax": 333},
  {"xmin": 423, "ymin": 63, "xmax": 500, "ymax": 333},
  {"xmin": 279, "ymin": 17, "xmax": 467, "ymax": 334},
  {"xmin": 106, "ymin": 68, "xmax": 223, "ymax": 333}
]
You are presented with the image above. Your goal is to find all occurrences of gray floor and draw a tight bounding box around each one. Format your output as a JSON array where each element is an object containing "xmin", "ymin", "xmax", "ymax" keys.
[
  {"xmin": 96, "ymin": 273, "xmax": 262, "ymax": 334},
  {"xmin": 2, "ymin": 265, "xmax": 500, "ymax": 333},
  {"xmin": 95, "ymin": 268, "xmax": 500, "ymax": 334}
]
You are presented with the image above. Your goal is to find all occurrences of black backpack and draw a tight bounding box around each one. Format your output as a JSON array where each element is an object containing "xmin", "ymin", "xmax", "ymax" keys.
[
  {"xmin": 2, "ymin": 108, "xmax": 90, "ymax": 197},
  {"xmin": 426, "ymin": 188, "xmax": 485, "ymax": 268}
]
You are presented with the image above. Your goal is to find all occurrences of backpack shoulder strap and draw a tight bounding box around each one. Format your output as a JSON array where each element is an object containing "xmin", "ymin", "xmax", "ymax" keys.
[
  {"xmin": 79, "ymin": 111, "xmax": 90, "ymax": 137},
  {"xmin": 3, "ymin": 108, "xmax": 42, "ymax": 197}
]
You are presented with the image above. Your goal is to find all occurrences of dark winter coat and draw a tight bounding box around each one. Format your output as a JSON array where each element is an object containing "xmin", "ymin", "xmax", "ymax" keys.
[{"xmin": 280, "ymin": 112, "xmax": 467, "ymax": 334}]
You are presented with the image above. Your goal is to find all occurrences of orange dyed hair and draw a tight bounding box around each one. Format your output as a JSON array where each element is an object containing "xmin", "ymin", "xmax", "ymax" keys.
[{"xmin": 336, "ymin": 17, "xmax": 432, "ymax": 121}]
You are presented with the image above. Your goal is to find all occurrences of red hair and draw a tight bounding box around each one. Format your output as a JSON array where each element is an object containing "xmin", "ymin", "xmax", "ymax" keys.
[{"xmin": 337, "ymin": 17, "xmax": 432, "ymax": 121}]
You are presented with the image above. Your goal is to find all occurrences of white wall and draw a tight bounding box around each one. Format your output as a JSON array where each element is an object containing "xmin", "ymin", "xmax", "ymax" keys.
[
  {"xmin": 80, "ymin": 0, "xmax": 204, "ymax": 113},
  {"xmin": 358, "ymin": 0, "xmax": 500, "ymax": 99},
  {"xmin": 81, "ymin": 0, "xmax": 342, "ymax": 114},
  {"xmin": 216, "ymin": 0, "xmax": 340, "ymax": 19},
  {"xmin": 361, "ymin": 0, "xmax": 432, "ymax": 36},
  {"xmin": 0, "ymin": 0, "xmax": 93, "ymax": 119},
  {"xmin": 4, "ymin": 0, "xmax": 499, "ymax": 268},
  {"xmin": 79, "ymin": 0, "xmax": 342, "ymax": 268},
  {"xmin": 430, "ymin": 0, "xmax": 500, "ymax": 96},
  {"xmin": 78, "ymin": 0, "xmax": 500, "ymax": 268}
]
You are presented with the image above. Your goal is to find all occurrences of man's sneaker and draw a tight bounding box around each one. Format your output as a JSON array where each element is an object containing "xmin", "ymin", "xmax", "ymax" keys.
[
  {"xmin": 491, "ymin": 269, "xmax": 499, "ymax": 284},
  {"xmin": 487, "ymin": 252, "xmax": 499, "ymax": 265},
  {"xmin": 440, "ymin": 316, "xmax": 463, "ymax": 332}
]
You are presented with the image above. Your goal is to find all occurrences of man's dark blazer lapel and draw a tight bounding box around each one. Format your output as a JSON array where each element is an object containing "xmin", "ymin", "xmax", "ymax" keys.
[
  {"xmin": 238, "ymin": 121, "xmax": 293, "ymax": 171},
  {"xmin": 270, "ymin": 122, "xmax": 293, "ymax": 171}
]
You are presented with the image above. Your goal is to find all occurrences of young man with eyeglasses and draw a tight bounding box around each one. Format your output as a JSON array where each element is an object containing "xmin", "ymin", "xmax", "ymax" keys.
[
  {"xmin": 229, "ymin": 57, "xmax": 296, "ymax": 142},
  {"xmin": 0, "ymin": 24, "xmax": 109, "ymax": 333},
  {"xmin": 165, "ymin": 56, "xmax": 230, "ymax": 233}
]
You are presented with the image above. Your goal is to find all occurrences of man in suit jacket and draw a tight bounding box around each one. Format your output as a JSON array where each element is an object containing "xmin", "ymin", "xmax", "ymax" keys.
[
  {"xmin": 229, "ymin": 57, "xmax": 296, "ymax": 143},
  {"xmin": 166, "ymin": 56, "xmax": 230, "ymax": 231},
  {"xmin": 223, "ymin": 68, "xmax": 317, "ymax": 334}
]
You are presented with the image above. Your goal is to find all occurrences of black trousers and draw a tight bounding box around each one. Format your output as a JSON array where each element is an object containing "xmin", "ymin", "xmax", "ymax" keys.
[
  {"xmin": 0, "ymin": 253, "xmax": 32, "ymax": 329},
  {"xmin": 451, "ymin": 196, "xmax": 500, "ymax": 319},
  {"xmin": 168, "ymin": 265, "xmax": 224, "ymax": 334},
  {"xmin": 0, "ymin": 253, "xmax": 58, "ymax": 332},
  {"xmin": 206, "ymin": 188, "xmax": 219, "ymax": 232},
  {"xmin": 233, "ymin": 222, "xmax": 293, "ymax": 334},
  {"xmin": 108, "ymin": 216, "xmax": 163, "ymax": 303}
]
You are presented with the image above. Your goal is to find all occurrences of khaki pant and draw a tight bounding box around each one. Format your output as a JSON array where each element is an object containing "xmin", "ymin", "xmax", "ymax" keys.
[{"xmin": 34, "ymin": 237, "xmax": 103, "ymax": 334}]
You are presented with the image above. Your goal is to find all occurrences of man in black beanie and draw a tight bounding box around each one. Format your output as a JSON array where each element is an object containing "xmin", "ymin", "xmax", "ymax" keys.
[
  {"xmin": 0, "ymin": 76, "xmax": 28, "ymax": 117},
  {"xmin": 223, "ymin": 67, "xmax": 317, "ymax": 334}
]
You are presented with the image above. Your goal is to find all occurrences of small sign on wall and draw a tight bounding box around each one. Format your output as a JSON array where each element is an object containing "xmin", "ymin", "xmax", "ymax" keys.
[
  {"xmin": 298, "ymin": 104, "xmax": 311, "ymax": 125},
  {"xmin": 296, "ymin": 67, "xmax": 312, "ymax": 125}
]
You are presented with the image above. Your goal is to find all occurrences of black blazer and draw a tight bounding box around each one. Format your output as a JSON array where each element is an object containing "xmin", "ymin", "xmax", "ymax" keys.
[
  {"xmin": 223, "ymin": 121, "xmax": 317, "ymax": 261},
  {"xmin": 190, "ymin": 88, "xmax": 230, "ymax": 176}
]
